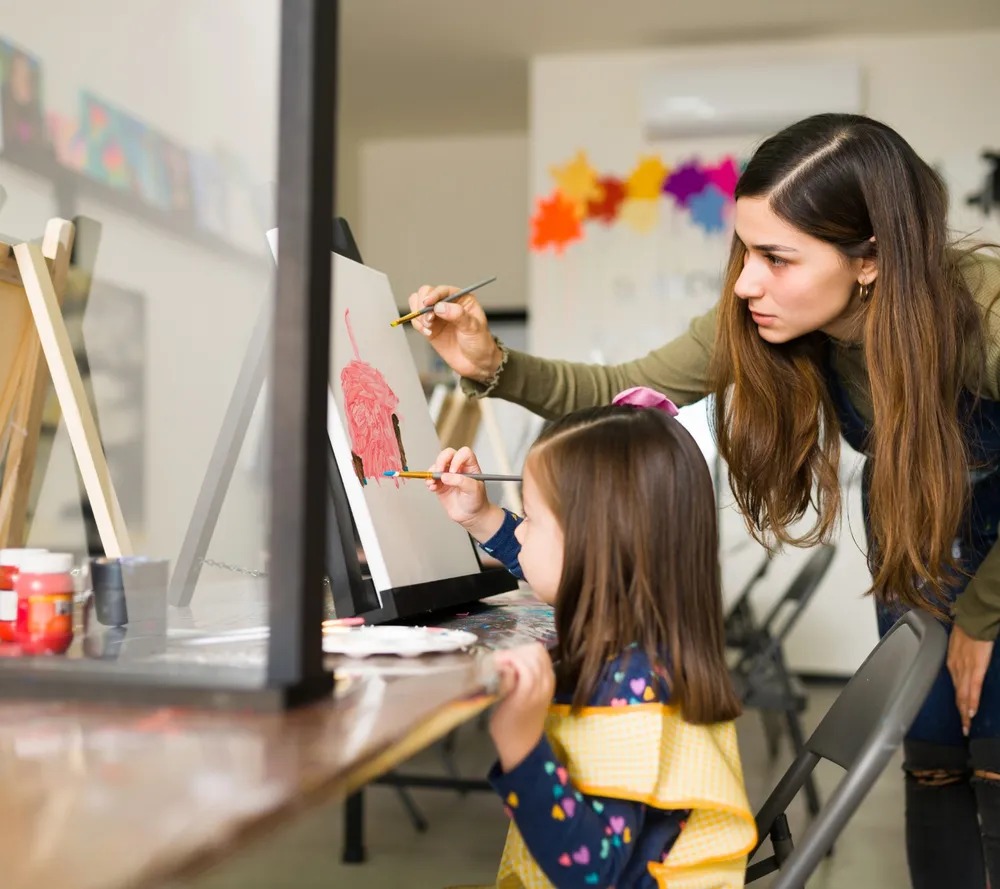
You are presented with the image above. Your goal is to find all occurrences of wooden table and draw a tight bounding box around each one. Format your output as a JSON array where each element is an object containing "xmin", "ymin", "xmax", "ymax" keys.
[
  {"xmin": 0, "ymin": 584, "xmax": 554, "ymax": 889},
  {"xmin": 0, "ymin": 544, "xmax": 775, "ymax": 889}
]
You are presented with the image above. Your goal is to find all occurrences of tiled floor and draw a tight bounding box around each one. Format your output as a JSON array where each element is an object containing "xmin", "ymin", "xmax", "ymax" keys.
[{"xmin": 187, "ymin": 684, "xmax": 911, "ymax": 888}]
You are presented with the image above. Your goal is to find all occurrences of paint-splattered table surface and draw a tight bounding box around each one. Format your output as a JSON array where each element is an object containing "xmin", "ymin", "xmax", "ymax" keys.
[
  {"xmin": 0, "ymin": 584, "xmax": 555, "ymax": 889},
  {"xmin": 415, "ymin": 587, "xmax": 555, "ymax": 649}
]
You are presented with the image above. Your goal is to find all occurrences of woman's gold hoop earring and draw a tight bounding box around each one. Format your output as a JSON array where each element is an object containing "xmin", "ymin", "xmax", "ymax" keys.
[{"xmin": 859, "ymin": 281, "xmax": 872, "ymax": 301}]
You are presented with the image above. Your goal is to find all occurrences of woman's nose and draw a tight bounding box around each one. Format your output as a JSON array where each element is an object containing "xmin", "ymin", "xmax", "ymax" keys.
[{"xmin": 734, "ymin": 262, "xmax": 764, "ymax": 300}]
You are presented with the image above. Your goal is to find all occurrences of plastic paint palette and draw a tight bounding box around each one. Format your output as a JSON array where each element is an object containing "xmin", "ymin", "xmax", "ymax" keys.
[{"xmin": 321, "ymin": 624, "xmax": 479, "ymax": 658}]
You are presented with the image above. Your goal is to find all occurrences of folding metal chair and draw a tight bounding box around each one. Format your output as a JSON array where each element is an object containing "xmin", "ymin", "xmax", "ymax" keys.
[
  {"xmin": 729, "ymin": 544, "xmax": 838, "ymax": 816},
  {"xmin": 747, "ymin": 609, "xmax": 947, "ymax": 888}
]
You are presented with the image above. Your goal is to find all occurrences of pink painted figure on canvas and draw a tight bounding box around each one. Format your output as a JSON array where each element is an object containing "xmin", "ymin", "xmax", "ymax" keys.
[{"xmin": 340, "ymin": 309, "xmax": 409, "ymax": 486}]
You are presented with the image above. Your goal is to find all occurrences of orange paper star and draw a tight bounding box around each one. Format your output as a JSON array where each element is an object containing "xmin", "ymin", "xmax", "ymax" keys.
[
  {"xmin": 626, "ymin": 156, "xmax": 669, "ymax": 200},
  {"xmin": 530, "ymin": 191, "xmax": 583, "ymax": 253},
  {"xmin": 550, "ymin": 150, "xmax": 602, "ymax": 218}
]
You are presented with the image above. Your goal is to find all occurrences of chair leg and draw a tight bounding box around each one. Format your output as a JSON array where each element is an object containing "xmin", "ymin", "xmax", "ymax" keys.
[
  {"xmin": 439, "ymin": 730, "xmax": 465, "ymax": 790},
  {"xmin": 393, "ymin": 784, "xmax": 429, "ymax": 832},
  {"xmin": 784, "ymin": 708, "xmax": 822, "ymax": 817},
  {"xmin": 759, "ymin": 710, "xmax": 784, "ymax": 762},
  {"xmin": 342, "ymin": 791, "xmax": 367, "ymax": 863}
]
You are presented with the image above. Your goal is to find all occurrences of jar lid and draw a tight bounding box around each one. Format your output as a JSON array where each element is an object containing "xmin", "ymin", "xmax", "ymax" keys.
[
  {"xmin": 0, "ymin": 548, "xmax": 49, "ymax": 568},
  {"xmin": 19, "ymin": 552, "xmax": 74, "ymax": 575}
]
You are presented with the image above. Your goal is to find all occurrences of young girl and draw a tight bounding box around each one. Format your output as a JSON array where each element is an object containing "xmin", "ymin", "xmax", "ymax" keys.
[{"xmin": 430, "ymin": 386, "xmax": 756, "ymax": 889}]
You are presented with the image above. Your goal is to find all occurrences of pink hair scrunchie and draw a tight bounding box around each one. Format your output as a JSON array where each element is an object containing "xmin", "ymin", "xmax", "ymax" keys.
[{"xmin": 611, "ymin": 386, "xmax": 679, "ymax": 417}]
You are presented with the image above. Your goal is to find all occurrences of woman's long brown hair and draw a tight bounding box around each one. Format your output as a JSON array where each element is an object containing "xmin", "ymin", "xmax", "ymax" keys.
[
  {"xmin": 530, "ymin": 406, "xmax": 741, "ymax": 724},
  {"xmin": 713, "ymin": 113, "xmax": 991, "ymax": 615}
]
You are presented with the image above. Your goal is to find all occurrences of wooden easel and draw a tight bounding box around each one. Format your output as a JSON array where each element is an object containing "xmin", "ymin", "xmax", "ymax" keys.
[
  {"xmin": 0, "ymin": 218, "xmax": 131, "ymax": 556},
  {"xmin": 434, "ymin": 384, "xmax": 482, "ymax": 452}
]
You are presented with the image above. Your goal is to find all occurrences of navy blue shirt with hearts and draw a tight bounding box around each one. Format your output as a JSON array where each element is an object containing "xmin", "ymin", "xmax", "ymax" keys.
[{"xmin": 481, "ymin": 512, "xmax": 689, "ymax": 888}]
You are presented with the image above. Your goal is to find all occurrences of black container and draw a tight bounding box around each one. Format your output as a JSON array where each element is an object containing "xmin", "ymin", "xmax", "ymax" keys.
[{"xmin": 90, "ymin": 557, "xmax": 168, "ymax": 633}]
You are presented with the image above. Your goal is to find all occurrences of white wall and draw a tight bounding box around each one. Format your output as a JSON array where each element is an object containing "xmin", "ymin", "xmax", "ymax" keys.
[
  {"xmin": 0, "ymin": 2, "xmax": 279, "ymax": 580},
  {"xmin": 358, "ymin": 133, "xmax": 538, "ymax": 503},
  {"xmin": 529, "ymin": 31, "xmax": 1000, "ymax": 674},
  {"xmin": 359, "ymin": 134, "xmax": 528, "ymax": 310}
]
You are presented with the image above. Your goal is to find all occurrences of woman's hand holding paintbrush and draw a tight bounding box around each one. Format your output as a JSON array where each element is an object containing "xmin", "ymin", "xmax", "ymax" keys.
[
  {"xmin": 407, "ymin": 283, "xmax": 504, "ymax": 383},
  {"xmin": 427, "ymin": 446, "xmax": 507, "ymax": 543}
]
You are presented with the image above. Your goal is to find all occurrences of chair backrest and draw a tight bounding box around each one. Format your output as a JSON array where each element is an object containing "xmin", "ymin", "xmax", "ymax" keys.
[
  {"xmin": 759, "ymin": 544, "xmax": 837, "ymax": 640},
  {"xmin": 733, "ymin": 544, "xmax": 837, "ymax": 675},
  {"xmin": 807, "ymin": 608, "xmax": 941, "ymax": 769},
  {"xmin": 724, "ymin": 554, "xmax": 772, "ymax": 649},
  {"xmin": 749, "ymin": 609, "xmax": 947, "ymax": 889}
]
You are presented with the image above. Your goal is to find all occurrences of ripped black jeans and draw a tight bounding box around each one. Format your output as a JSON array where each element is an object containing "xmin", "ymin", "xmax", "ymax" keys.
[{"xmin": 879, "ymin": 604, "xmax": 1000, "ymax": 889}]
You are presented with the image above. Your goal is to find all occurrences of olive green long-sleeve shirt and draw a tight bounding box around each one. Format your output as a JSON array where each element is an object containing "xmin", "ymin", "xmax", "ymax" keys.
[{"xmin": 463, "ymin": 252, "xmax": 1000, "ymax": 640}]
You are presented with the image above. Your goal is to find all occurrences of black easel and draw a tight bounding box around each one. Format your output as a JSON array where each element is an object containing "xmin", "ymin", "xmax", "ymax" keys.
[{"xmin": 169, "ymin": 218, "xmax": 515, "ymax": 617}]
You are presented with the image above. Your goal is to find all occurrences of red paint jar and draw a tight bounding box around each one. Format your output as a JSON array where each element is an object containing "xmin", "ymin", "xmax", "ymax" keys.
[
  {"xmin": 14, "ymin": 552, "xmax": 75, "ymax": 655},
  {"xmin": 0, "ymin": 548, "xmax": 48, "ymax": 643}
]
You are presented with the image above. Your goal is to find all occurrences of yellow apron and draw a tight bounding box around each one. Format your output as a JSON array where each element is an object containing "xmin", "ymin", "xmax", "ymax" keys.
[{"xmin": 495, "ymin": 702, "xmax": 756, "ymax": 889}]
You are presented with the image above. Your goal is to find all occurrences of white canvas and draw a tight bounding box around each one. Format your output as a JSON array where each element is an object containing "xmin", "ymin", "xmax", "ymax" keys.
[{"xmin": 267, "ymin": 230, "xmax": 483, "ymax": 601}]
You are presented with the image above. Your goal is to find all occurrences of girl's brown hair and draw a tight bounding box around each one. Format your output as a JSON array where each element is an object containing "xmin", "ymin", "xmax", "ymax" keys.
[
  {"xmin": 529, "ymin": 405, "xmax": 741, "ymax": 724},
  {"xmin": 713, "ymin": 113, "xmax": 993, "ymax": 616}
]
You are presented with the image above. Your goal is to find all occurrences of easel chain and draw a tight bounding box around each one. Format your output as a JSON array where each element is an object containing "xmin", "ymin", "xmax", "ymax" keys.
[
  {"xmin": 199, "ymin": 557, "xmax": 268, "ymax": 578},
  {"xmin": 199, "ymin": 557, "xmax": 333, "ymax": 592}
]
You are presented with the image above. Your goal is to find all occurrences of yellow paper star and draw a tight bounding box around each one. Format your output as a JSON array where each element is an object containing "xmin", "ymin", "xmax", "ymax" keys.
[
  {"xmin": 619, "ymin": 198, "xmax": 659, "ymax": 233},
  {"xmin": 626, "ymin": 155, "xmax": 669, "ymax": 200},
  {"xmin": 550, "ymin": 150, "xmax": 602, "ymax": 218}
]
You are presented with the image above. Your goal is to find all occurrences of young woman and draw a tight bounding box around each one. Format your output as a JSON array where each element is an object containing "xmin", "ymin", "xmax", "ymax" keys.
[{"xmin": 411, "ymin": 113, "xmax": 1000, "ymax": 888}]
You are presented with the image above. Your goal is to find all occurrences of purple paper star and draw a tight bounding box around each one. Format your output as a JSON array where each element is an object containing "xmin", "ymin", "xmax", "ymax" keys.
[{"xmin": 662, "ymin": 162, "xmax": 709, "ymax": 208}]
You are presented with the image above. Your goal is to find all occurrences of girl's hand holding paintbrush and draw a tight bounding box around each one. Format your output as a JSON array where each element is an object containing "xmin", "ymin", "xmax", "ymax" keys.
[
  {"xmin": 427, "ymin": 446, "xmax": 506, "ymax": 543},
  {"xmin": 408, "ymin": 284, "xmax": 503, "ymax": 383}
]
